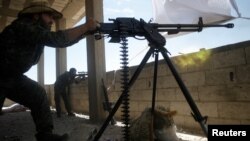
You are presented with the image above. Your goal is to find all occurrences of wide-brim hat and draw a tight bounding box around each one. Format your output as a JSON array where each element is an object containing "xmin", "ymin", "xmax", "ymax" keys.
[{"xmin": 18, "ymin": 0, "xmax": 63, "ymax": 19}]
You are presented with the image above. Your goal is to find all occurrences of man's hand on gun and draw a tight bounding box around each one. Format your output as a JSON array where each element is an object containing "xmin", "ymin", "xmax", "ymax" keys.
[{"xmin": 85, "ymin": 18, "xmax": 101, "ymax": 35}]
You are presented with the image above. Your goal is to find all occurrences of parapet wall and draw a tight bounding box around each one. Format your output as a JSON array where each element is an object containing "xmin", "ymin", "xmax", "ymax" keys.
[
  {"xmin": 104, "ymin": 40, "xmax": 250, "ymax": 134},
  {"xmin": 5, "ymin": 40, "xmax": 248, "ymax": 135}
]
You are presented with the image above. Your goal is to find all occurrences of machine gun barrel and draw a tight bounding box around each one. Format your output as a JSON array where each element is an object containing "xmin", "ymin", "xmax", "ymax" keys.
[
  {"xmin": 153, "ymin": 23, "xmax": 234, "ymax": 28},
  {"xmin": 153, "ymin": 22, "xmax": 234, "ymax": 33}
]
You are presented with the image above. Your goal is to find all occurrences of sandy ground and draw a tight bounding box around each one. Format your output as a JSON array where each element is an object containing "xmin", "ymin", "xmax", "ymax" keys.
[{"xmin": 0, "ymin": 110, "xmax": 207, "ymax": 141}]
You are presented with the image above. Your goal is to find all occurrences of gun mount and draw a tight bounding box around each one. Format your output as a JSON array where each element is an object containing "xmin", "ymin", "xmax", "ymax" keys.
[{"xmin": 91, "ymin": 17, "xmax": 234, "ymax": 141}]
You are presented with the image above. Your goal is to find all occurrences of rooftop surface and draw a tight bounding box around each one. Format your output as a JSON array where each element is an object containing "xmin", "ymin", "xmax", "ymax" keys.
[{"xmin": 0, "ymin": 110, "xmax": 207, "ymax": 141}]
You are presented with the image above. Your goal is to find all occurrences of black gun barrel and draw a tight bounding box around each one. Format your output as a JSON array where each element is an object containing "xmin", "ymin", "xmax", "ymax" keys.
[
  {"xmin": 152, "ymin": 23, "xmax": 234, "ymax": 28},
  {"xmin": 153, "ymin": 23, "xmax": 234, "ymax": 32}
]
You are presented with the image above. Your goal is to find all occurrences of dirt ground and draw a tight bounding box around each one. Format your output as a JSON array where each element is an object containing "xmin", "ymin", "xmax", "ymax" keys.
[{"xmin": 0, "ymin": 109, "xmax": 207, "ymax": 141}]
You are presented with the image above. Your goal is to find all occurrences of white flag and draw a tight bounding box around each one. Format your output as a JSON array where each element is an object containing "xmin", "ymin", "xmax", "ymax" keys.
[{"xmin": 152, "ymin": 0, "xmax": 239, "ymax": 38}]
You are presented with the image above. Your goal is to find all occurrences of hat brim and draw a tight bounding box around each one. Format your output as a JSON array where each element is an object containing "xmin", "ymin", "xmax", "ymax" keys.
[{"xmin": 18, "ymin": 6, "xmax": 63, "ymax": 19}]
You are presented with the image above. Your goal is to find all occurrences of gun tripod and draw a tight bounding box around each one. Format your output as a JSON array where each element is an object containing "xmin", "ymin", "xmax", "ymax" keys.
[
  {"xmin": 93, "ymin": 44, "xmax": 209, "ymax": 141},
  {"xmin": 91, "ymin": 17, "xmax": 233, "ymax": 140}
]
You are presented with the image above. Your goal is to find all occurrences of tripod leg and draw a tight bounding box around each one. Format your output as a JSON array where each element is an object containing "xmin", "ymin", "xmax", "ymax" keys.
[
  {"xmin": 159, "ymin": 48, "xmax": 208, "ymax": 137},
  {"xmin": 93, "ymin": 47, "xmax": 155, "ymax": 141},
  {"xmin": 151, "ymin": 49, "xmax": 159, "ymax": 113},
  {"xmin": 150, "ymin": 49, "xmax": 159, "ymax": 141}
]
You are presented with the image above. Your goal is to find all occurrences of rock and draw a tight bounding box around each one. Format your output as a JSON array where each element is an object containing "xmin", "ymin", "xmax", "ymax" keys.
[{"xmin": 129, "ymin": 106, "xmax": 179, "ymax": 141}]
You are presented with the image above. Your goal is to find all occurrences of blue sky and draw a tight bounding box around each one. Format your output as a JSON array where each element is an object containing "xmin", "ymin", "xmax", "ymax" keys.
[{"xmin": 25, "ymin": 0, "xmax": 250, "ymax": 84}]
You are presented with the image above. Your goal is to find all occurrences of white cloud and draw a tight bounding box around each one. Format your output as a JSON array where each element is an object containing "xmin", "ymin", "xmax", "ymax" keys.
[
  {"xmin": 106, "ymin": 7, "xmax": 135, "ymax": 17},
  {"xmin": 114, "ymin": 0, "xmax": 132, "ymax": 6}
]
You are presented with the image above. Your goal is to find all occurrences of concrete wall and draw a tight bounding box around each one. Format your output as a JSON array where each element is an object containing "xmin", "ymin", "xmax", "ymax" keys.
[
  {"xmin": 45, "ymin": 81, "xmax": 90, "ymax": 114},
  {"xmin": 4, "ymin": 40, "xmax": 250, "ymax": 134}
]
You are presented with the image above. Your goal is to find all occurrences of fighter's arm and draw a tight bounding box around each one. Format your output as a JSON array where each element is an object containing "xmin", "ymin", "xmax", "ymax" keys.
[
  {"xmin": 15, "ymin": 18, "xmax": 98, "ymax": 48},
  {"xmin": 63, "ymin": 18, "xmax": 98, "ymax": 42},
  {"xmin": 43, "ymin": 18, "xmax": 99, "ymax": 47}
]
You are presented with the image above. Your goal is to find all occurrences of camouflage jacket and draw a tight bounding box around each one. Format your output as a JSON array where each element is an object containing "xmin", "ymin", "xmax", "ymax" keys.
[{"xmin": 0, "ymin": 17, "xmax": 81, "ymax": 76}]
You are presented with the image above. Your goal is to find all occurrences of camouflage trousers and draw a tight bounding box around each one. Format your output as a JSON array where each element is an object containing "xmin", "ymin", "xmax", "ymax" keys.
[{"xmin": 0, "ymin": 75, "xmax": 53, "ymax": 133}]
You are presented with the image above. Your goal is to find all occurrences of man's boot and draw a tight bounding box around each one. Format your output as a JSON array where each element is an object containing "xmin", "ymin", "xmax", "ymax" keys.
[{"xmin": 35, "ymin": 132, "xmax": 69, "ymax": 141}]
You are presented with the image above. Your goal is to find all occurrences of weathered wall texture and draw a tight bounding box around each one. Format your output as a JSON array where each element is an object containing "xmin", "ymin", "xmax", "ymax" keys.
[{"xmin": 4, "ymin": 41, "xmax": 250, "ymax": 134}]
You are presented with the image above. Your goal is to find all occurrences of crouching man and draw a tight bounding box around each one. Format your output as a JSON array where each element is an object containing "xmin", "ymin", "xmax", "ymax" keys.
[{"xmin": 0, "ymin": 0, "xmax": 99, "ymax": 140}]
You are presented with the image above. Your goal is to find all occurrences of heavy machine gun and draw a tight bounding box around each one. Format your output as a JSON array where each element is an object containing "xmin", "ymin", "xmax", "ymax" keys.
[
  {"xmin": 95, "ymin": 17, "xmax": 233, "ymax": 44},
  {"xmin": 92, "ymin": 17, "xmax": 234, "ymax": 141}
]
